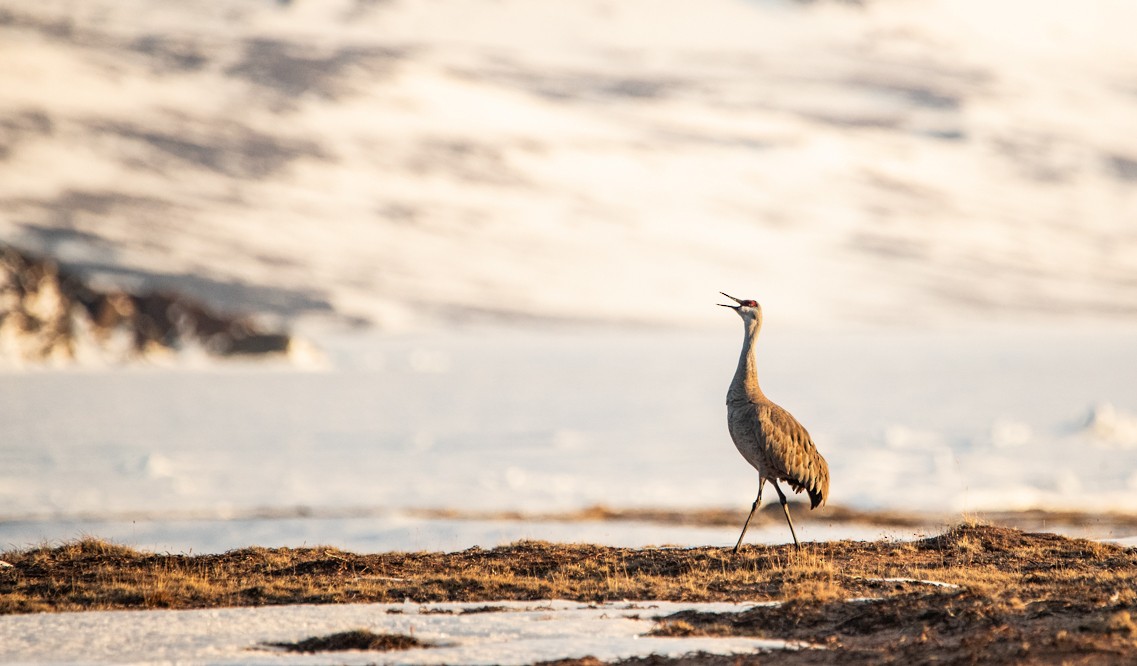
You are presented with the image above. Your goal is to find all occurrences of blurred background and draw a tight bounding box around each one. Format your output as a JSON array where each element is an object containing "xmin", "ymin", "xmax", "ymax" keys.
[{"xmin": 1, "ymin": 0, "xmax": 1136, "ymax": 552}]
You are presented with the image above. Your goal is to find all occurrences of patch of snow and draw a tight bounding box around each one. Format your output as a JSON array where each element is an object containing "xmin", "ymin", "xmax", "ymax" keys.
[
  {"xmin": 853, "ymin": 577, "xmax": 961, "ymax": 590},
  {"xmin": 0, "ymin": 600, "xmax": 811, "ymax": 665},
  {"xmin": 1108, "ymin": 536, "xmax": 1137, "ymax": 549}
]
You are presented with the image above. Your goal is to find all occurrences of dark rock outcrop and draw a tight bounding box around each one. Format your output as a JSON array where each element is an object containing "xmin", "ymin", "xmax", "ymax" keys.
[{"xmin": 0, "ymin": 245, "xmax": 293, "ymax": 364}]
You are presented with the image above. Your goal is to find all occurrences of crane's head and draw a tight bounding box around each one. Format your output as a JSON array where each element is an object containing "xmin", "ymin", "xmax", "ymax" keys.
[{"xmin": 719, "ymin": 292, "xmax": 762, "ymax": 324}]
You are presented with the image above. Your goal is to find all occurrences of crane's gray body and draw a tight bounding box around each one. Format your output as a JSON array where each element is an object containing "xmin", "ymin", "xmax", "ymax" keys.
[{"xmin": 721, "ymin": 293, "xmax": 829, "ymax": 548}]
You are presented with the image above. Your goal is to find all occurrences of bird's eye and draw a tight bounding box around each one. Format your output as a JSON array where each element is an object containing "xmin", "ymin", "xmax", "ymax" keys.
[{"xmin": 743, "ymin": 300, "xmax": 758, "ymax": 307}]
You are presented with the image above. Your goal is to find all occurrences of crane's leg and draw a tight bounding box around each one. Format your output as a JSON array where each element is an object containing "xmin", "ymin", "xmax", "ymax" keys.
[
  {"xmin": 770, "ymin": 481, "xmax": 801, "ymax": 549},
  {"xmin": 732, "ymin": 481, "xmax": 764, "ymax": 553}
]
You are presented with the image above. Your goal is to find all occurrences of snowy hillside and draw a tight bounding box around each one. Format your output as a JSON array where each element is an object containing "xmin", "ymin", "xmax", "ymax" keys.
[{"xmin": 1, "ymin": 0, "xmax": 1135, "ymax": 331}]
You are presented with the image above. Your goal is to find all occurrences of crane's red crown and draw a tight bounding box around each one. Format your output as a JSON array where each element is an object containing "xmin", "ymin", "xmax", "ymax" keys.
[{"xmin": 718, "ymin": 292, "xmax": 759, "ymax": 309}]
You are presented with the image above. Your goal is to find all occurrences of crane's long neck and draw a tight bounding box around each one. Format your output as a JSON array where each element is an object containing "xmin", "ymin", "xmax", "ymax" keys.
[{"xmin": 729, "ymin": 317, "xmax": 765, "ymax": 403}]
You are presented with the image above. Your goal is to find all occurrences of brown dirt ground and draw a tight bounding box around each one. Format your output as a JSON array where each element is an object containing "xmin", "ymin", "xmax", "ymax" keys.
[{"xmin": 2, "ymin": 523, "xmax": 1135, "ymax": 664}]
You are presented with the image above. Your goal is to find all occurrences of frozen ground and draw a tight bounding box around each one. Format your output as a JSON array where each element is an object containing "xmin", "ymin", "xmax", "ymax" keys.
[
  {"xmin": 1, "ymin": 327, "xmax": 1135, "ymax": 553},
  {"xmin": 0, "ymin": 600, "xmax": 802, "ymax": 665}
]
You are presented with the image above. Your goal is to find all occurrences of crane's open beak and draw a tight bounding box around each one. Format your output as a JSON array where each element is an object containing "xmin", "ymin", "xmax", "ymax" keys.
[{"xmin": 718, "ymin": 292, "xmax": 742, "ymax": 309}]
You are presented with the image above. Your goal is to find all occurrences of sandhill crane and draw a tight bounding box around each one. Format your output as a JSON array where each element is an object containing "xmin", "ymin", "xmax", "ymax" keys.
[{"xmin": 720, "ymin": 293, "xmax": 829, "ymax": 551}]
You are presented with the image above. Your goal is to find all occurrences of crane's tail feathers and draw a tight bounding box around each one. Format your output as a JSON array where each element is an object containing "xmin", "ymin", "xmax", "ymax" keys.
[
  {"xmin": 808, "ymin": 487, "xmax": 825, "ymax": 510},
  {"xmin": 787, "ymin": 477, "xmax": 827, "ymax": 510}
]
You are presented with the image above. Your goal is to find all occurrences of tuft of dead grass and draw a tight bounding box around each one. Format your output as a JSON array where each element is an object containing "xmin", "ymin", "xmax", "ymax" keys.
[
  {"xmin": 1103, "ymin": 611, "xmax": 1137, "ymax": 637},
  {"xmin": 265, "ymin": 629, "xmax": 424, "ymax": 653}
]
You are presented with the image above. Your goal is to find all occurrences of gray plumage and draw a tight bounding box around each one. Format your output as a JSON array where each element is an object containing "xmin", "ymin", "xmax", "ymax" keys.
[{"xmin": 720, "ymin": 292, "xmax": 829, "ymax": 551}]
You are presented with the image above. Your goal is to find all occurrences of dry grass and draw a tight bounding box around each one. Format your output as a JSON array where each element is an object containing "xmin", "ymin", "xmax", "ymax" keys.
[
  {"xmin": 0, "ymin": 526, "xmax": 1133, "ymax": 615},
  {"xmin": 264, "ymin": 629, "xmax": 425, "ymax": 653},
  {"xmin": 2, "ymin": 525, "xmax": 1136, "ymax": 663}
]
